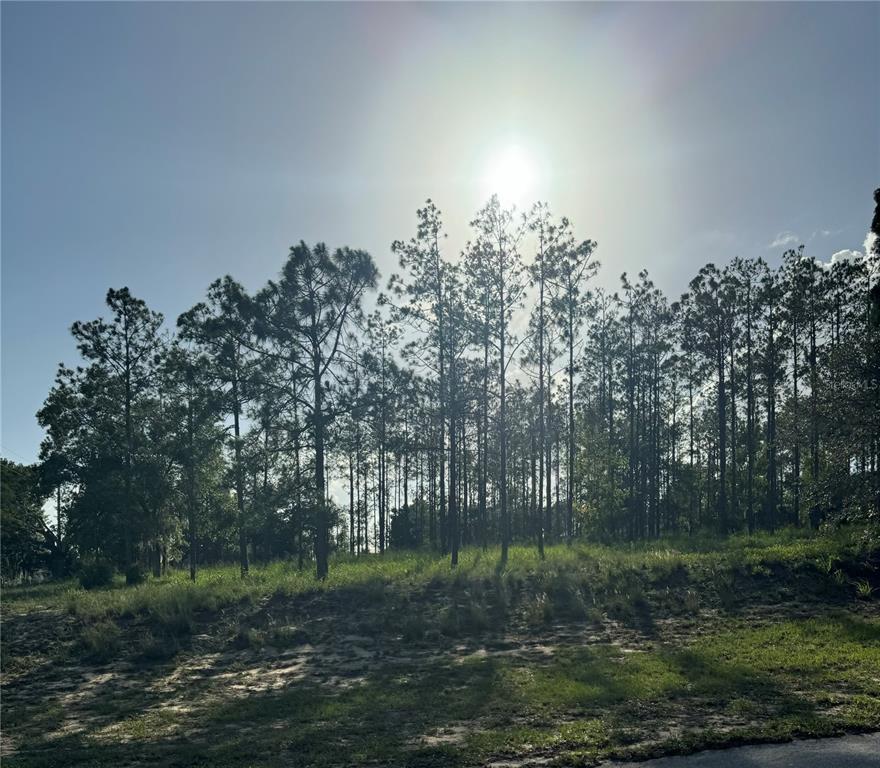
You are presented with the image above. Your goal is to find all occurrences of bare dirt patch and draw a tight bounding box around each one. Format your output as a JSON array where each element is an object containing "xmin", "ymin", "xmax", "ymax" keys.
[{"xmin": 3, "ymin": 565, "xmax": 878, "ymax": 767}]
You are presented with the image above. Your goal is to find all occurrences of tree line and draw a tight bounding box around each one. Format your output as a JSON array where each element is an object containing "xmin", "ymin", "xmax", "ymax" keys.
[{"xmin": 4, "ymin": 191, "xmax": 878, "ymax": 581}]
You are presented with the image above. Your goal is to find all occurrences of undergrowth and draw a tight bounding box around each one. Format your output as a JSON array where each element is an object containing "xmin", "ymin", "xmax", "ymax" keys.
[
  {"xmin": 2, "ymin": 526, "xmax": 878, "ymax": 768},
  {"xmin": 3, "ymin": 526, "xmax": 875, "ymax": 649}
]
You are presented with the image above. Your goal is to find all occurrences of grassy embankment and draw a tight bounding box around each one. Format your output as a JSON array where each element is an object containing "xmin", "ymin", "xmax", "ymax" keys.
[{"xmin": 2, "ymin": 527, "xmax": 879, "ymax": 767}]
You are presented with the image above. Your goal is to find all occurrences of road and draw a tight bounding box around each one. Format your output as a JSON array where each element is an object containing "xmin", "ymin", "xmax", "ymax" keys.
[{"xmin": 608, "ymin": 733, "xmax": 880, "ymax": 768}]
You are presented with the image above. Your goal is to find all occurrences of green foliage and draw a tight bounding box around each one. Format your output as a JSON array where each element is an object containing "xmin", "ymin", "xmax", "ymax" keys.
[
  {"xmin": 125, "ymin": 565, "xmax": 147, "ymax": 585},
  {"xmin": 78, "ymin": 559, "xmax": 116, "ymax": 590},
  {"xmin": 0, "ymin": 460, "xmax": 49, "ymax": 579},
  {"xmin": 388, "ymin": 505, "xmax": 421, "ymax": 549},
  {"xmin": 3, "ymin": 526, "xmax": 869, "ymax": 622},
  {"xmin": 3, "ymin": 529, "xmax": 879, "ymax": 768},
  {"xmin": 78, "ymin": 620, "xmax": 121, "ymax": 662},
  {"xmin": 440, "ymin": 601, "xmax": 489, "ymax": 637},
  {"xmin": 538, "ymin": 567, "xmax": 588, "ymax": 620}
]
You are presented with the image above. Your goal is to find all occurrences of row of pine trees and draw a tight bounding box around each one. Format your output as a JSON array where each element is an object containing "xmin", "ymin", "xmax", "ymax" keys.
[{"xmin": 27, "ymin": 192, "xmax": 880, "ymax": 580}]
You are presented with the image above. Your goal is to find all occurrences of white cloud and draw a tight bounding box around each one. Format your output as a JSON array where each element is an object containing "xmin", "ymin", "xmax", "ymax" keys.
[
  {"xmin": 831, "ymin": 249, "xmax": 862, "ymax": 264},
  {"xmin": 864, "ymin": 230, "xmax": 878, "ymax": 257},
  {"xmin": 767, "ymin": 231, "xmax": 800, "ymax": 249}
]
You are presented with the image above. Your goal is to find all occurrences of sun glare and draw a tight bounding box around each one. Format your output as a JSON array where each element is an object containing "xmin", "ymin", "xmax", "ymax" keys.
[{"xmin": 481, "ymin": 143, "xmax": 537, "ymax": 207}]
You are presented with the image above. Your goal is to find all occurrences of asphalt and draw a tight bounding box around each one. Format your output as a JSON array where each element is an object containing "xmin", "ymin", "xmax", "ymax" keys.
[{"xmin": 608, "ymin": 733, "xmax": 880, "ymax": 768}]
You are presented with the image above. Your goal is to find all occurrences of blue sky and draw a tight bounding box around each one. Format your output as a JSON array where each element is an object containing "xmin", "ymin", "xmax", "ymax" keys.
[{"xmin": 2, "ymin": 2, "xmax": 878, "ymax": 465}]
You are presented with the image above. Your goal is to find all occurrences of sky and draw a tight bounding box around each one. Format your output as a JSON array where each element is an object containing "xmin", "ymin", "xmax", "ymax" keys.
[{"xmin": 2, "ymin": 1, "xmax": 878, "ymax": 467}]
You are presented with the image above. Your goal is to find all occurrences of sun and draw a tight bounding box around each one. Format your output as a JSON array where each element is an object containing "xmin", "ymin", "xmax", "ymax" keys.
[{"xmin": 481, "ymin": 143, "xmax": 537, "ymax": 207}]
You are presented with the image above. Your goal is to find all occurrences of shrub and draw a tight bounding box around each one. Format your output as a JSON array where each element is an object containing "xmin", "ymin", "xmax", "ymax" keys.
[
  {"xmin": 487, "ymin": 574, "xmax": 511, "ymax": 620},
  {"xmin": 524, "ymin": 593, "xmax": 552, "ymax": 626},
  {"xmin": 683, "ymin": 589, "xmax": 700, "ymax": 614},
  {"xmin": 586, "ymin": 606, "xmax": 604, "ymax": 626},
  {"xmin": 125, "ymin": 565, "xmax": 146, "ymax": 586},
  {"xmin": 441, "ymin": 602, "xmax": 489, "ymax": 637},
  {"xmin": 78, "ymin": 560, "xmax": 115, "ymax": 590},
  {"xmin": 79, "ymin": 620, "xmax": 121, "ymax": 662},
  {"xmin": 268, "ymin": 626, "xmax": 311, "ymax": 646},
  {"xmin": 138, "ymin": 629, "xmax": 182, "ymax": 661},
  {"xmin": 400, "ymin": 614, "xmax": 428, "ymax": 642},
  {"xmin": 232, "ymin": 627, "xmax": 264, "ymax": 650},
  {"xmin": 152, "ymin": 597, "xmax": 195, "ymax": 638},
  {"xmin": 359, "ymin": 578, "xmax": 387, "ymax": 605},
  {"xmin": 544, "ymin": 571, "xmax": 587, "ymax": 620}
]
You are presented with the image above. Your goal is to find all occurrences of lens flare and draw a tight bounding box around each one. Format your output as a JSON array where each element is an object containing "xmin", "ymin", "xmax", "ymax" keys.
[{"xmin": 482, "ymin": 143, "xmax": 536, "ymax": 207}]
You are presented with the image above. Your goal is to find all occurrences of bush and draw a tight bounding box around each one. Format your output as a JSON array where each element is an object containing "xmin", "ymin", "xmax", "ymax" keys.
[
  {"xmin": 400, "ymin": 614, "xmax": 428, "ymax": 642},
  {"xmin": 440, "ymin": 602, "xmax": 489, "ymax": 637},
  {"xmin": 79, "ymin": 620, "xmax": 121, "ymax": 662},
  {"xmin": 524, "ymin": 593, "xmax": 553, "ymax": 626},
  {"xmin": 78, "ymin": 560, "xmax": 115, "ymax": 590},
  {"xmin": 232, "ymin": 627, "xmax": 264, "ymax": 650},
  {"xmin": 125, "ymin": 565, "xmax": 146, "ymax": 586},
  {"xmin": 138, "ymin": 629, "xmax": 182, "ymax": 661},
  {"xmin": 544, "ymin": 570, "xmax": 587, "ymax": 620},
  {"xmin": 268, "ymin": 626, "xmax": 311, "ymax": 647},
  {"xmin": 683, "ymin": 589, "xmax": 700, "ymax": 614},
  {"xmin": 152, "ymin": 597, "xmax": 195, "ymax": 638}
]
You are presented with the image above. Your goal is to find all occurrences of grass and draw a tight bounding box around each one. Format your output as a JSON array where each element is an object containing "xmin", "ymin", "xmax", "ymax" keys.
[
  {"xmin": 4, "ymin": 525, "xmax": 869, "ymax": 622},
  {"xmin": 6, "ymin": 613, "xmax": 877, "ymax": 767},
  {"xmin": 2, "ymin": 526, "xmax": 878, "ymax": 767}
]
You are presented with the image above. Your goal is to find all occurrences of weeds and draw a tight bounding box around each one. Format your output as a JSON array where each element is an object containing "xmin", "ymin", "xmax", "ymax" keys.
[
  {"xmin": 3, "ymin": 526, "xmax": 874, "ymax": 655},
  {"xmin": 78, "ymin": 560, "xmax": 115, "ymax": 590},
  {"xmin": 523, "ymin": 593, "xmax": 552, "ymax": 626},
  {"xmin": 3, "ymin": 527, "xmax": 878, "ymax": 768},
  {"xmin": 441, "ymin": 602, "xmax": 489, "ymax": 636},
  {"xmin": 78, "ymin": 620, "xmax": 121, "ymax": 662},
  {"xmin": 682, "ymin": 588, "xmax": 701, "ymax": 614},
  {"xmin": 4, "ymin": 526, "xmax": 865, "ymax": 618}
]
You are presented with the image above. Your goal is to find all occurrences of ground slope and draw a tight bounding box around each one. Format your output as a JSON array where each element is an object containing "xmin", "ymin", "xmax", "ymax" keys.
[{"xmin": 2, "ymin": 530, "xmax": 879, "ymax": 767}]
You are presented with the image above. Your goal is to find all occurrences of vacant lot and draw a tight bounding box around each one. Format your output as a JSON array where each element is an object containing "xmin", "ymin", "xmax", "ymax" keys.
[{"xmin": 2, "ymin": 529, "xmax": 879, "ymax": 767}]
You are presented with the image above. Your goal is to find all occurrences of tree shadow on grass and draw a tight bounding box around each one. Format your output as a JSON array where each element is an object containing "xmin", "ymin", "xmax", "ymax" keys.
[
  {"xmin": 4, "ymin": 650, "xmax": 509, "ymax": 767},
  {"xmin": 0, "ymin": 635, "xmax": 840, "ymax": 768},
  {"xmin": 5, "ymin": 595, "xmax": 874, "ymax": 768}
]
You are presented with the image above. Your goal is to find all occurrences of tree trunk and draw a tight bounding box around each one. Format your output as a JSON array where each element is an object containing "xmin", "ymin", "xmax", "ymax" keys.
[
  {"xmin": 766, "ymin": 296, "xmax": 779, "ymax": 530},
  {"xmin": 792, "ymin": 320, "xmax": 801, "ymax": 525},
  {"xmin": 717, "ymin": 321, "xmax": 727, "ymax": 534},
  {"xmin": 500, "ymin": 274, "xmax": 510, "ymax": 565},
  {"xmin": 349, "ymin": 453, "xmax": 355, "ymax": 555},
  {"xmin": 729, "ymin": 330, "xmax": 738, "ymax": 529},
  {"xmin": 295, "ymin": 405, "xmax": 304, "ymax": 569},
  {"xmin": 124, "ymin": 317, "xmax": 134, "ymax": 569},
  {"xmin": 546, "ymin": 342, "xmax": 554, "ymax": 542},
  {"xmin": 313, "ymin": 346, "xmax": 329, "ymax": 580},
  {"xmin": 537, "ymin": 251, "xmax": 547, "ymax": 558},
  {"xmin": 480, "ymin": 316, "xmax": 489, "ymax": 551},
  {"xmin": 746, "ymin": 279, "xmax": 755, "ymax": 534},
  {"xmin": 187, "ymin": 391, "xmax": 197, "ymax": 582},
  {"xmin": 232, "ymin": 369, "xmax": 249, "ymax": 578},
  {"xmin": 449, "ymin": 383, "xmax": 459, "ymax": 567},
  {"xmin": 567, "ymin": 302, "xmax": 575, "ymax": 543}
]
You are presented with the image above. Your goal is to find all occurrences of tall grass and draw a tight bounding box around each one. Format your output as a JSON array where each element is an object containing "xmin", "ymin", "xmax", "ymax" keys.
[{"xmin": 1, "ymin": 526, "xmax": 867, "ymax": 624}]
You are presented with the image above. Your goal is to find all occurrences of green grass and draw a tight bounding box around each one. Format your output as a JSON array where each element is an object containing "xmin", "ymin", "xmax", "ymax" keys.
[
  {"xmin": 6, "ymin": 612, "xmax": 876, "ymax": 767},
  {"xmin": 2, "ymin": 526, "xmax": 878, "ymax": 767},
  {"xmin": 3, "ymin": 525, "xmax": 867, "ymax": 623}
]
